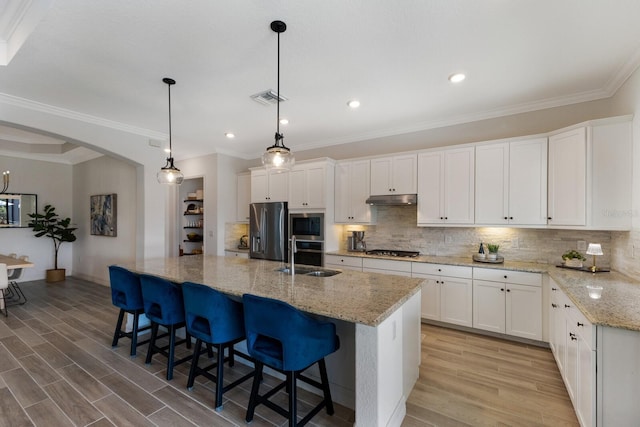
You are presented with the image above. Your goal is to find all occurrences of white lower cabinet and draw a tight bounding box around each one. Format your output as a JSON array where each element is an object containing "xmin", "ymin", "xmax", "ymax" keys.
[
  {"xmin": 324, "ymin": 255, "xmax": 363, "ymax": 272},
  {"xmin": 224, "ymin": 250, "xmax": 249, "ymax": 259},
  {"xmin": 362, "ymin": 258, "xmax": 412, "ymax": 277},
  {"xmin": 472, "ymin": 268, "xmax": 542, "ymax": 340},
  {"xmin": 412, "ymin": 263, "xmax": 473, "ymax": 327},
  {"xmin": 549, "ymin": 281, "xmax": 595, "ymax": 427}
]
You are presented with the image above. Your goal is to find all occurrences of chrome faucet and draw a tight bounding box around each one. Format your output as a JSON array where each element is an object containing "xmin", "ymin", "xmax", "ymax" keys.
[{"xmin": 290, "ymin": 235, "xmax": 297, "ymax": 275}]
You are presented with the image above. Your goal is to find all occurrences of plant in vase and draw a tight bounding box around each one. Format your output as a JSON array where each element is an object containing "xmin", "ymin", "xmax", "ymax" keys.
[
  {"xmin": 486, "ymin": 244, "xmax": 499, "ymax": 260},
  {"xmin": 28, "ymin": 204, "xmax": 77, "ymax": 283},
  {"xmin": 562, "ymin": 249, "xmax": 586, "ymax": 268}
]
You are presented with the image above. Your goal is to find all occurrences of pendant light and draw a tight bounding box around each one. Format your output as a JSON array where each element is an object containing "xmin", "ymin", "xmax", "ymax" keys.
[
  {"xmin": 0, "ymin": 170, "xmax": 9, "ymax": 194},
  {"xmin": 157, "ymin": 77, "xmax": 184, "ymax": 185},
  {"xmin": 262, "ymin": 20, "xmax": 294, "ymax": 170}
]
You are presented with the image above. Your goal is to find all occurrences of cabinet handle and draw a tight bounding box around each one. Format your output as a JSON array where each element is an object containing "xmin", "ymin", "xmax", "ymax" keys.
[
  {"xmin": 389, "ymin": 188, "xmax": 392, "ymax": 192},
  {"xmin": 551, "ymin": 303, "xmax": 558, "ymax": 308},
  {"xmin": 551, "ymin": 287, "xmax": 557, "ymax": 291},
  {"xmin": 500, "ymin": 288, "xmax": 504, "ymax": 292},
  {"xmin": 509, "ymin": 217, "xmax": 513, "ymax": 220},
  {"xmin": 438, "ymin": 268, "xmax": 441, "ymax": 272},
  {"xmin": 504, "ymin": 216, "xmax": 508, "ymax": 220},
  {"xmin": 506, "ymin": 289, "xmax": 511, "ymax": 292},
  {"xmin": 565, "ymin": 304, "xmax": 571, "ymax": 308},
  {"xmin": 503, "ymin": 275, "xmax": 507, "ymax": 279},
  {"xmin": 569, "ymin": 332, "xmax": 577, "ymax": 341},
  {"xmin": 440, "ymin": 217, "xmax": 444, "ymax": 220},
  {"xmin": 577, "ymin": 322, "xmax": 584, "ymax": 327},
  {"xmin": 444, "ymin": 217, "xmax": 448, "ymax": 220},
  {"xmin": 547, "ymin": 217, "xmax": 552, "ymax": 220}
]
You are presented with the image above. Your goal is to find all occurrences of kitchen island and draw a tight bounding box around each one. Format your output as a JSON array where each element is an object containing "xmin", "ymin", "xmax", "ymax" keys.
[{"xmin": 119, "ymin": 255, "xmax": 423, "ymax": 427}]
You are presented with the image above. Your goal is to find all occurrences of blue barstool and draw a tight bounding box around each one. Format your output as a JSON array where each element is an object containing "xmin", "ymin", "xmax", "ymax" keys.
[
  {"xmin": 182, "ymin": 282, "xmax": 255, "ymax": 411},
  {"xmin": 139, "ymin": 274, "xmax": 192, "ymax": 380},
  {"xmin": 108, "ymin": 265, "xmax": 151, "ymax": 357},
  {"xmin": 242, "ymin": 293, "xmax": 340, "ymax": 427}
]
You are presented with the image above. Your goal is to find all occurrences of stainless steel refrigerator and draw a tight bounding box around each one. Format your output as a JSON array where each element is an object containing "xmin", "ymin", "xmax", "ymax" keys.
[{"xmin": 249, "ymin": 202, "xmax": 288, "ymax": 262}]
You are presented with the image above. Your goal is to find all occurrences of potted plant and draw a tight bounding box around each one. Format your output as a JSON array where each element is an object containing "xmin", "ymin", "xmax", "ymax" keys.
[
  {"xmin": 28, "ymin": 204, "xmax": 77, "ymax": 283},
  {"xmin": 562, "ymin": 249, "xmax": 586, "ymax": 268},
  {"xmin": 486, "ymin": 244, "xmax": 500, "ymax": 260}
]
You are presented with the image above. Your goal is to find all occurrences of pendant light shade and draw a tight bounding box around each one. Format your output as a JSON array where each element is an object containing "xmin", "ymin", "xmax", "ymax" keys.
[
  {"xmin": 157, "ymin": 77, "xmax": 184, "ymax": 185},
  {"xmin": 262, "ymin": 20, "xmax": 294, "ymax": 171}
]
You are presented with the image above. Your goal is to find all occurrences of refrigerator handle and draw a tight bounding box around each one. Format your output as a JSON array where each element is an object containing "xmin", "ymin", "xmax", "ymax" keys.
[{"xmin": 252, "ymin": 235, "xmax": 261, "ymax": 253}]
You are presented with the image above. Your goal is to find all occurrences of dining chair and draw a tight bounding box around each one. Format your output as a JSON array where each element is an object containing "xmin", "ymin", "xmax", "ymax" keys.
[
  {"xmin": 108, "ymin": 265, "xmax": 152, "ymax": 357},
  {"xmin": 139, "ymin": 274, "xmax": 193, "ymax": 380},
  {"xmin": 0, "ymin": 264, "xmax": 9, "ymax": 317},
  {"xmin": 242, "ymin": 293, "xmax": 340, "ymax": 426},
  {"xmin": 182, "ymin": 281, "xmax": 254, "ymax": 411},
  {"xmin": 6, "ymin": 255, "xmax": 28, "ymax": 305}
]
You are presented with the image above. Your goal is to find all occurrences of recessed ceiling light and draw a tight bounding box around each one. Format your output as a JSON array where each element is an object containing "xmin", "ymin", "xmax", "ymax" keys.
[
  {"xmin": 225, "ymin": 132, "xmax": 235, "ymax": 139},
  {"xmin": 347, "ymin": 99, "xmax": 360, "ymax": 108},
  {"xmin": 279, "ymin": 118, "xmax": 289, "ymax": 125},
  {"xmin": 448, "ymin": 73, "xmax": 466, "ymax": 83}
]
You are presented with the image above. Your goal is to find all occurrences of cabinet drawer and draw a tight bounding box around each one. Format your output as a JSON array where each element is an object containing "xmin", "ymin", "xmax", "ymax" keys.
[
  {"xmin": 362, "ymin": 258, "xmax": 412, "ymax": 273},
  {"xmin": 473, "ymin": 268, "xmax": 541, "ymax": 287},
  {"xmin": 569, "ymin": 303, "xmax": 595, "ymax": 350},
  {"xmin": 325, "ymin": 255, "xmax": 363, "ymax": 269},
  {"xmin": 412, "ymin": 263, "xmax": 472, "ymax": 279}
]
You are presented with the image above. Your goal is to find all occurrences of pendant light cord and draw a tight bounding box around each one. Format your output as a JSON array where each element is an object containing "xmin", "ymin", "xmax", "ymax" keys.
[
  {"xmin": 167, "ymin": 82, "xmax": 173, "ymax": 157},
  {"xmin": 276, "ymin": 29, "xmax": 281, "ymax": 141}
]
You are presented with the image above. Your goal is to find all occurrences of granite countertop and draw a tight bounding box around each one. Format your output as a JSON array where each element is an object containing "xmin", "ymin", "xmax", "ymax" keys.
[
  {"xmin": 328, "ymin": 250, "xmax": 640, "ymax": 332},
  {"xmin": 118, "ymin": 255, "xmax": 422, "ymax": 327},
  {"xmin": 327, "ymin": 250, "xmax": 549, "ymax": 273},
  {"xmin": 225, "ymin": 247, "xmax": 249, "ymax": 253}
]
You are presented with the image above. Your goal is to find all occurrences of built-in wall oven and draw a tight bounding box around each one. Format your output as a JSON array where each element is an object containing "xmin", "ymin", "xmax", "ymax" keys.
[{"xmin": 289, "ymin": 212, "xmax": 324, "ymax": 266}]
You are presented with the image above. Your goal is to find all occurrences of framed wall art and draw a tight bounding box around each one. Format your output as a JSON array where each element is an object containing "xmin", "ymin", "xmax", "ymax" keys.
[{"xmin": 90, "ymin": 194, "xmax": 117, "ymax": 236}]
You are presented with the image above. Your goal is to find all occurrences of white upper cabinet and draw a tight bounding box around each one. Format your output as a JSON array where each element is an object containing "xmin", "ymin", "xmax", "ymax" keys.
[
  {"xmin": 236, "ymin": 172, "xmax": 251, "ymax": 223},
  {"xmin": 335, "ymin": 160, "xmax": 376, "ymax": 223},
  {"xmin": 588, "ymin": 118, "xmax": 632, "ymax": 230},
  {"xmin": 250, "ymin": 169, "xmax": 289, "ymax": 203},
  {"xmin": 548, "ymin": 127, "xmax": 587, "ymax": 226},
  {"xmin": 287, "ymin": 160, "xmax": 335, "ymax": 210},
  {"xmin": 288, "ymin": 162, "xmax": 327, "ymax": 209},
  {"xmin": 548, "ymin": 117, "xmax": 632, "ymax": 230},
  {"xmin": 418, "ymin": 147, "xmax": 474, "ymax": 225},
  {"xmin": 475, "ymin": 138, "xmax": 547, "ymax": 225},
  {"xmin": 370, "ymin": 154, "xmax": 417, "ymax": 195}
]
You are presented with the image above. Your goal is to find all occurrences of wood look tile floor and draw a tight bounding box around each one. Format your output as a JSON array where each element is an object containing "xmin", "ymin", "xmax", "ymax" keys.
[{"xmin": 0, "ymin": 277, "xmax": 578, "ymax": 427}]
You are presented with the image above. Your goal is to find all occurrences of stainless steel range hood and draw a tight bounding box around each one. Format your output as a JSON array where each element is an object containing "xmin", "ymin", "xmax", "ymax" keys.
[{"xmin": 365, "ymin": 194, "xmax": 417, "ymax": 206}]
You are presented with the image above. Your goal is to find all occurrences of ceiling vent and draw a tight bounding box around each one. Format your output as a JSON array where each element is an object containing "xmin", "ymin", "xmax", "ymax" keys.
[{"xmin": 251, "ymin": 89, "xmax": 288, "ymax": 106}]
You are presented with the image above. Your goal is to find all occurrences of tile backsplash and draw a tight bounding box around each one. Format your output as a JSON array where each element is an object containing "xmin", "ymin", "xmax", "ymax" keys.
[
  {"xmin": 225, "ymin": 222, "xmax": 249, "ymax": 250},
  {"xmin": 342, "ymin": 205, "xmax": 614, "ymax": 266}
]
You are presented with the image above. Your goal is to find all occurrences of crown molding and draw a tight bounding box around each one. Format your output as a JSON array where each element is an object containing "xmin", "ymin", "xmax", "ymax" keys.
[{"xmin": 0, "ymin": 92, "xmax": 167, "ymax": 139}]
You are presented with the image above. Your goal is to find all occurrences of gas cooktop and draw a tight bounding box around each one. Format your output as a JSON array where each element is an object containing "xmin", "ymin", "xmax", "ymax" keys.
[{"xmin": 365, "ymin": 249, "xmax": 420, "ymax": 258}]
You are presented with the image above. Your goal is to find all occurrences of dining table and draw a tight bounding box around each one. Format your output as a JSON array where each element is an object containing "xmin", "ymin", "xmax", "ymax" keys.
[{"xmin": 0, "ymin": 254, "xmax": 34, "ymax": 308}]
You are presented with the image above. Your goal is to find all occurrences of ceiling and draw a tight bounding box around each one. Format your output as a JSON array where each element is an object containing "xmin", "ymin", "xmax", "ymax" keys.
[{"xmin": 1, "ymin": 0, "xmax": 640, "ymax": 164}]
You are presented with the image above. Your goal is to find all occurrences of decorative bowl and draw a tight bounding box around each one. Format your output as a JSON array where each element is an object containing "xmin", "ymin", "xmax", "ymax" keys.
[{"xmin": 186, "ymin": 232, "xmax": 200, "ymax": 241}]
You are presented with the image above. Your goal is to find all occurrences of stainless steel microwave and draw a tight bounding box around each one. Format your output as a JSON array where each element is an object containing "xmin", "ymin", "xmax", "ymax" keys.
[{"xmin": 289, "ymin": 212, "xmax": 324, "ymax": 241}]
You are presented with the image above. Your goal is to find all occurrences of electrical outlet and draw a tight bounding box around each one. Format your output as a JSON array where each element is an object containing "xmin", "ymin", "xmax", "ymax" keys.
[
  {"xmin": 577, "ymin": 240, "xmax": 587, "ymax": 251},
  {"xmin": 511, "ymin": 238, "xmax": 519, "ymax": 249},
  {"xmin": 445, "ymin": 235, "xmax": 453, "ymax": 244}
]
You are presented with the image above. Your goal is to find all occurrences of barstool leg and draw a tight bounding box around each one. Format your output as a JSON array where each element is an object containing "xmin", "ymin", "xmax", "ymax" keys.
[
  {"xmin": 130, "ymin": 312, "xmax": 140, "ymax": 357},
  {"xmin": 145, "ymin": 322, "xmax": 159, "ymax": 365},
  {"xmin": 112, "ymin": 309, "xmax": 125, "ymax": 347},
  {"xmin": 187, "ymin": 339, "xmax": 203, "ymax": 390},
  {"xmin": 246, "ymin": 362, "xmax": 264, "ymax": 423},
  {"xmin": 167, "ymin": 324, "xmax": 176, "ymax": 380},
  {"xmin": 214, "ymin": 343, "xmax": 225, "ymax": 411},
  {"xmin": 318, "ymin": 358, "xmax": 334, "ymax": 415},
  {"xmin": 288, "ymin": 371, "xmax": 297, "ymax": 427}
]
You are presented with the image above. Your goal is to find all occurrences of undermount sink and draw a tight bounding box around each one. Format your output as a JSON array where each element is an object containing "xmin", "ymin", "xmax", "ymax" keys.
[{"xmin": 276, "ymin": 267, "xmax": 341, "ymax": 277}]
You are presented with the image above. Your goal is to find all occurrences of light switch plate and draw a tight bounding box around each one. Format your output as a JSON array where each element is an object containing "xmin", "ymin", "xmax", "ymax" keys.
[{"xmin": 511, "ymin": 238, "xmax": 519, "ymax": 249}]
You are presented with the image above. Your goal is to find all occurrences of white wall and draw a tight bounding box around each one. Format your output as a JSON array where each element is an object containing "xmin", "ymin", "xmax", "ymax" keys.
[
  {"xmin": 0, "ymin": 155, "xmax": 73, "ymax": 280},
  {"xmin": 73, "ymin": 156, "xmax": 138, "ymax": 286}
]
